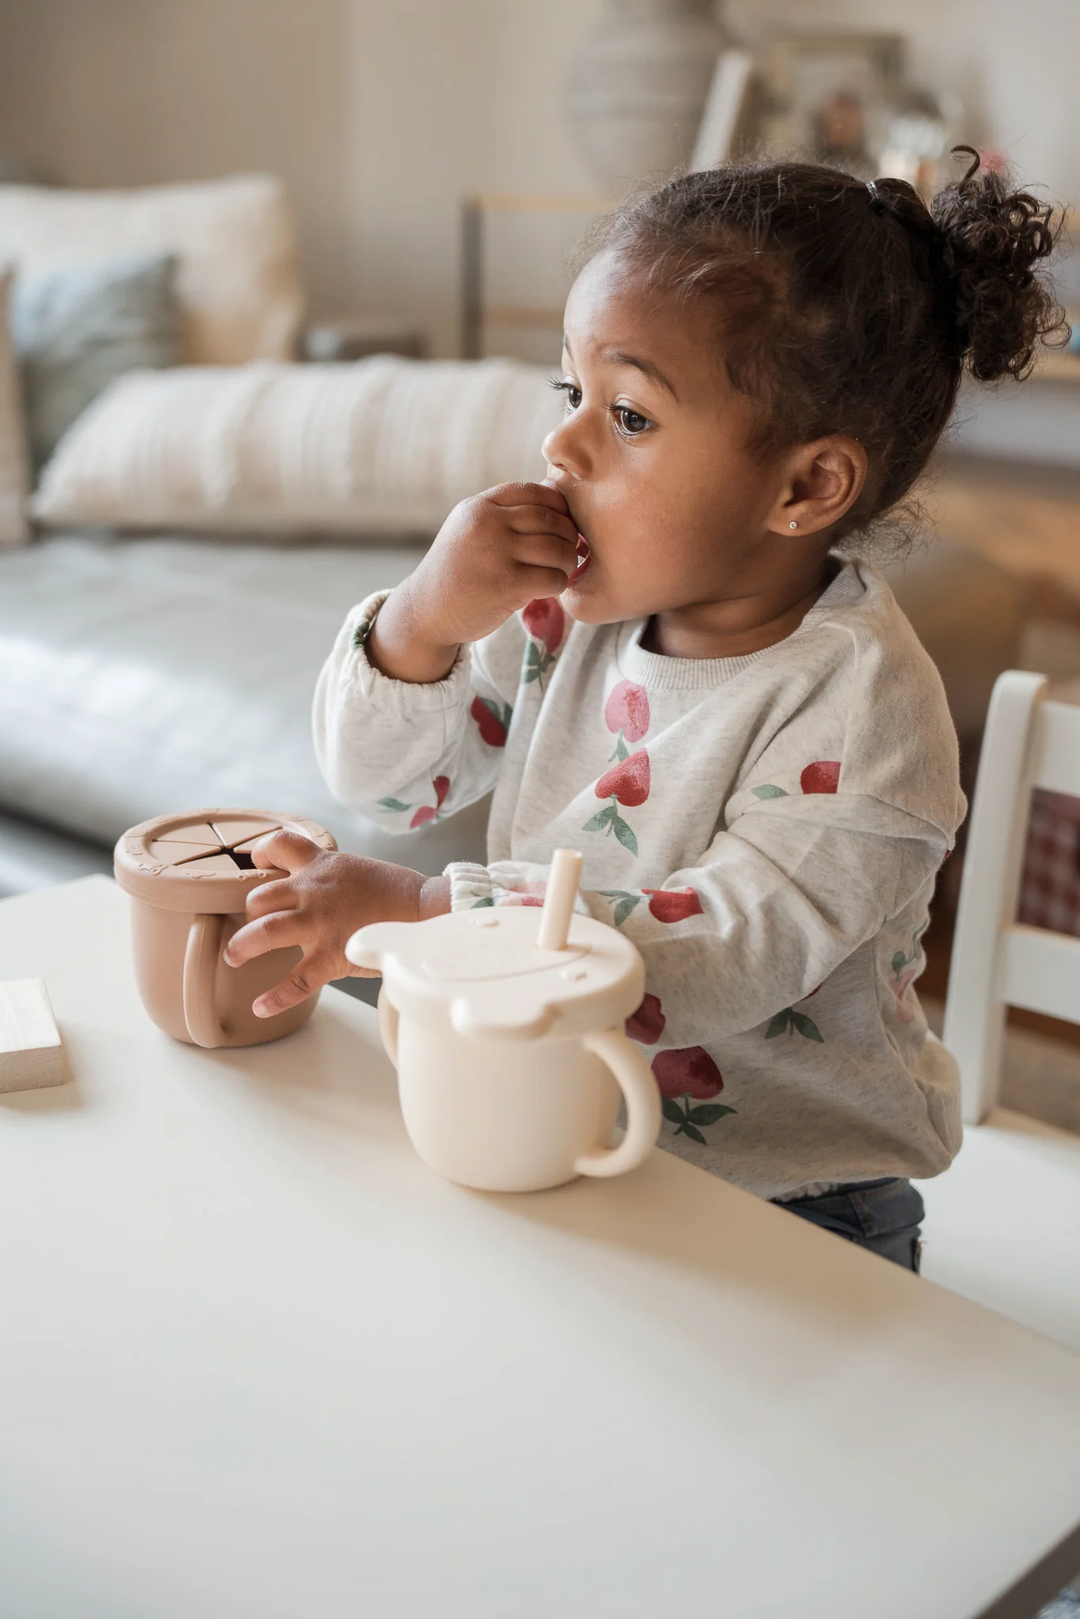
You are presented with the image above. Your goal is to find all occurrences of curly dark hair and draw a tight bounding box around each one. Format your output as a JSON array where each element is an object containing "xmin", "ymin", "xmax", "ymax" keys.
[{"xmin": 578, "ymin": 149, "xmax": 1068, "ymax": 543}]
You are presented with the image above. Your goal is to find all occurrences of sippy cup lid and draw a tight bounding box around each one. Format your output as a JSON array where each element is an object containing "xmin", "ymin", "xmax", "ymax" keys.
[
  {"xmin": 346, "ymin": 850, "xmax": 645, "ymax": 1041},
  {"xmin": 113, "ymin": 808, "xmax": 335, "ymax": 914}
]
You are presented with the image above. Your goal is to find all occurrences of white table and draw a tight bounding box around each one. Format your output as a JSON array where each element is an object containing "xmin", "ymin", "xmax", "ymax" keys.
[{"xmin": 3, "ymin": 878, "xmax": 1080, "ymax": 1619}]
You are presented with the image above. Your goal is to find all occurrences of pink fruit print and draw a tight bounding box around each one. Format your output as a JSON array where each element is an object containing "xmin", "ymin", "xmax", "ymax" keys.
[
  {"xmin": 381, "ymin": 776, "xmax": 451, "ymax": 828},
  {"xmin": 501, "ymin": 880, "xmax": 547, "ymax": 909},
  {"xmin": 653, "ymin": 1046, "xmax": 736, "ymax": 1144},
  {"xmin": 605, "ymin": 679, "xmax": 650, "ymax": 760},
  {"xmin": 471, "ymin": 694, "xmax": 512, "ymax": 747},
  {"xmin": 522, "ymin": 597, "xmax": 565, "ymax": 653},
  {"xmin": 522, "ymin": 598, "xmax": 565, "ymax": 690},
  {"xmin": 584, "ymin": 750, "xmax": 650, "ymax": 854},
  {"xmin": 889, "ymin": 919, "xmax": 928, "ymax": 1025},
  {"xmin": 595, "ymin": 751, "xmax": 650, "ymax": 806},
  {"xmin": 625, "ymin": 992, "xmax": 665, "ymax": 1045},
  {"xmin": 800, "ymin": 760, "xmax": 841, "ymax": 794},
  {"xmin": 642, "ymin": 886, "xmax": 702, "ymax": 923}
]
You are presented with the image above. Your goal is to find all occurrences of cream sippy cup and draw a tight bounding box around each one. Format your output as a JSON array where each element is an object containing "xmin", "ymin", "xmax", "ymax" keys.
[{"xmin": 345, "ymin": 850, "xmax": 661, "ymax": 1192}]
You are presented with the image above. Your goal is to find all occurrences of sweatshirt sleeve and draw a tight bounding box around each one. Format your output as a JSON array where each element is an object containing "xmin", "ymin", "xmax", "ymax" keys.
[
  {"xmin": 446, "ymin": 788, "xmax": 951, "ymax": 1045},
  {"xmin": 312, "ymin": 591, "xmax": 525, "ymax": 830}
]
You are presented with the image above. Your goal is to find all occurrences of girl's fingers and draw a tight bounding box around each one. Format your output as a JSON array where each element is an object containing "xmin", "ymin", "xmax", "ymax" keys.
[
  {"xmin": 504, "ymin": 504, "xmax": 580, "ymax": 545},
  {"xmin": 512, "ymin": 533, "xmax": 580, "ymax": 575},
  {"xmin": 485, "ymin": 480, "xmax": 570, "ymax": 515},
  {"xmin": 250, "ymin": 829, "xmax": 320, "ymax": 873},
  {"xmin": 244, "ymin": 876, "xmax": 300, "ymax": 918},
  {"xmin": 224, "ymin": 908, "xmax": 303, "ymax": 967},
  {"xmin": 252, "ymin": 950, "xmax": 336, "ymax": 1018},
  {"xmin": 512, "ymin": 563, "xmax": 573, "ymax": 598}
]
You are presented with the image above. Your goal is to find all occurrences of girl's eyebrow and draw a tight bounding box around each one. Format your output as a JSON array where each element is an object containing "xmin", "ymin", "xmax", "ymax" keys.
[{"xmin": 561, "ymin": 335, "xmax": 679, "ymax": 402}]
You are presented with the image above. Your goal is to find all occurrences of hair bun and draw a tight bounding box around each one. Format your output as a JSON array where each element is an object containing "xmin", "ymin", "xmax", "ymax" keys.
[{"xmin": 930, "ymin": 145, "xmax": 1065, "ymax": 382}]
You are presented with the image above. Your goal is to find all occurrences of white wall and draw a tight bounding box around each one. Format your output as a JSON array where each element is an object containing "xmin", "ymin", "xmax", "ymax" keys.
[{"xmin": 0, "ymin": 0, "xmax": 1075, "ymax": 453}]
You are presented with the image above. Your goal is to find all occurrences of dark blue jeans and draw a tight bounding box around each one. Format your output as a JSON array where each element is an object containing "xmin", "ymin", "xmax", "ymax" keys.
[{"xmin": 773, "ymin": 1177, "xmax": 925, "ymax": 1271}]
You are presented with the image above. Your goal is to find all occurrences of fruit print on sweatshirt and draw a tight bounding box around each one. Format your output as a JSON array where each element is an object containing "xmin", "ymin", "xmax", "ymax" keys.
[
  {"xmin": 605, "ymin": 679, "xmax": 650, "ymax": 761},
  {"xmin": 583, "ymin": 750, "xmax": 650, "ymax": 854},
  {"xmin": 624, "ymin": 992, "xmax": 736, "ymax": 1146},
  {"xmin": 751, "ymin": 759, "xmax": 842, "ymax": 800},
  {"xmin": 521, "ymin": 598, "xmax": 565, "ymax": 691},
  {"xmin": 471, "ymin": 694, "xmax": 513, "ymax": 747},
  {"xmin": 599, "ymin": 886, "xmax": 703, "ymax": 927},
  {"xmin": 379, "ymin": 775, "xmax": 451, "ymax": 828}
]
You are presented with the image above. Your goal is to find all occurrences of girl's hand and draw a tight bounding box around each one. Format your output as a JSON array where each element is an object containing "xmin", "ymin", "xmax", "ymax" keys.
[
  {"xmin": 368, "ymin": 481, "xmax": 580, "ymax": 684},
  {"xmin": 223, "ymin": 832, "xmax": 450, "ymax": 1017}
]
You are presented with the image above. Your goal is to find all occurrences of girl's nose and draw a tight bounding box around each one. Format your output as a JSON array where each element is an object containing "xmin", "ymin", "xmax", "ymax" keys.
[{"xmin": 542, "ymin": 412, "xmax": 591, "ymax": 479}]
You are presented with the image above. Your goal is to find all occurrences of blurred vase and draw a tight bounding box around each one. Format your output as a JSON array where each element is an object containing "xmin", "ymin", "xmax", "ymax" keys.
[{"xmin": 565, "ymin": 0, "xmax": 730, "ymax": 191}]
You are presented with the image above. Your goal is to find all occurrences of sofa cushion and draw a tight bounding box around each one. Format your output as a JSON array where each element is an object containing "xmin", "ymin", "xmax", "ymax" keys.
[
  {"xmin": 0, "ymin": 533, "xmax": 489, "ymax": 874},
  {"xmin": 0, "ymin": 267, "xmax": 30, "ymax": 548},
  {"xmin": 12, "ymin": 250, "xmax": 179, "ymax": 471},
  {"xmin": 30, "ymin": 356, "xmax": 563, "ymax": 536},
  {"xmin": 0, "ymin": 176, "xmax": 304, "ymax": 364}
]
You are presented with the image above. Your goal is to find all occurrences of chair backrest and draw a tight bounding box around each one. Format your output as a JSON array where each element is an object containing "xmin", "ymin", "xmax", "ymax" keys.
[{"xmin": 944, "ymin": 670, "xmax": 1080, "ymax": 1123}]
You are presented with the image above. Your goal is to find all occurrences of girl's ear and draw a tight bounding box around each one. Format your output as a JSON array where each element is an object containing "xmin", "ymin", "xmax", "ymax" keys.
[{"xmin": 766, "ymin": 435, "xmax": 868, "ymax": 537}]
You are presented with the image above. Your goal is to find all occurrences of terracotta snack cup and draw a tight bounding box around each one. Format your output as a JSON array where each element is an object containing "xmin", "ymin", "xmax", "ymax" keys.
[{"xmin": 114, "ymin": 808, "xmax": 336, "ymax": 1049}]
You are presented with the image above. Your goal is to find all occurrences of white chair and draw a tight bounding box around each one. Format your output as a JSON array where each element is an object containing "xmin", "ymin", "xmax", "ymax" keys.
[{"xmin": 915, "ymin": 670, "xmax": 1080, "ymax": 1352}]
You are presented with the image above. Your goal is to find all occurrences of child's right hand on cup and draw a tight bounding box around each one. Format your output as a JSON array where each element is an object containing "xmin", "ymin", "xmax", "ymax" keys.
[{"xmin": 368, "ymin": 481, "xmax": 581, "ymax": 684}]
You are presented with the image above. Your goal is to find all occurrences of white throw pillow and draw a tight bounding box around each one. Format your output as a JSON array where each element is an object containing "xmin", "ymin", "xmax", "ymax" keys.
[
  {"xmin": 0, "ymin": 175, "xmax": 303, "ymax": 365},
  {"xmin": 0, "ymin": 266, "xmax": 30, "ymax": 547},
  {"xmin": 31, "ymin": 357, "xmax": 565, "ymax": 536}
]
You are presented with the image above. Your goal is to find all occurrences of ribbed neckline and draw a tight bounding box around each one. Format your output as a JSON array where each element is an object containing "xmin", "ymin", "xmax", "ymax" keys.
[{"xmin": 618, "ymin": 560, "xmax": 865, "ymax": 693}]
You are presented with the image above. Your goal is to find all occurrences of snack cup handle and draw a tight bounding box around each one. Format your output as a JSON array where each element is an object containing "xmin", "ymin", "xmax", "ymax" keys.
[
  {"xmin": 377, "ymin": 986, "xmax": 400, "ymax": 1068},
  {"xmin": 573, "ymin": 1027, "xmax": 661, "ymax": 1178},
  {"xmin": 182, "ymin": 913, "xmax": 229, "ymax": 1049}
]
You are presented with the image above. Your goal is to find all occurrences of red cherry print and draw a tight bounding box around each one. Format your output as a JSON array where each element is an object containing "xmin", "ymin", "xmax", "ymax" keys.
[
  {"xmin": 410, "ymin": 805, "xmax": 437, "ymax": 828},
  {"xmin": 604, "ymin": 680, "xmax": 650, "ymax": 743},
  {"xmin": 642, "ymin": 886, "xmax": 702, "ymax": 923},
  {"xmin": 522, "ymin": 597, "xmax": 565, "ymax": 655},
  {"xmin": 434, "ymin": 775, "xmax": 450, "ymax": 807},
  {"xmin": 595, "ymin": 749, "xmax": 650, "ymax": 807},
  {"xmin": 471, "ymin": 695, "xmax": 507, "ymax": 747},
  {"xmin": 626, "ymin": 993, "xmax": 665, "ymax": 1045},
  {"xmin": 800, "ymin": 760, "xmax": 841, "ymax": 794},
  {"xmin": 652, "ymin": 1047, "xmax": 724, "ymax": 1101}
]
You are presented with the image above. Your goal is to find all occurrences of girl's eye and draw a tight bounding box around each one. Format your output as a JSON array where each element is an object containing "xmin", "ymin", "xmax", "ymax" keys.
[
  {"xmin": 614, "ymin": 406, "xmax": 651, "ymax": 437},
  {"xmin": 549, "ymin": 378, "xmax": 582, "ymax": 409}
]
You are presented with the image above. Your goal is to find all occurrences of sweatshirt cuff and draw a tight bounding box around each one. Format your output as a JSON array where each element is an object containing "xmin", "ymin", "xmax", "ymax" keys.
[
  {"xmin": 346, "ymin": 590, "xmax": 471, "ymax": 710},
  {"xmin": 445, "ymin": 862, "xmax": 495, "ymax": 911}
]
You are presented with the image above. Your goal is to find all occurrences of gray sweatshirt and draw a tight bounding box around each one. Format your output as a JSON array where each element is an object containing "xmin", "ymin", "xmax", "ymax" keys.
[{"xmin": 314, "ymin": 560, "xmax": 966, "ymax": 1201}]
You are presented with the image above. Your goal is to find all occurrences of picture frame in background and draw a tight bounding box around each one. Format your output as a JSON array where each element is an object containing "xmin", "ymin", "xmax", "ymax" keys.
[
  {"xmin": 759, "ymin": 32, "xmax": 905, "ymax": 177},
  {"xmin": 690, "ymin": 50, "xmax": 762, "ymax": 170}
]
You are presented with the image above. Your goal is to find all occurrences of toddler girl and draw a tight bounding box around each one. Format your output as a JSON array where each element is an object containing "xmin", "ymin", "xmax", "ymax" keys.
[{"xmin": 227, "ymin": 151, "xmax": 1063, "ymax": 1269}]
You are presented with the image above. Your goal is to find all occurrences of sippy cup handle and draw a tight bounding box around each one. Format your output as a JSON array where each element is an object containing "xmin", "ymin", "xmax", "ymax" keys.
[
  {"xmin": 573, "ymin": 1027, "xmax": 661, "ymax": 1178},
  {"xmin": 182, "ymin": 913, "xmax": 229, "ymax": 1049}
]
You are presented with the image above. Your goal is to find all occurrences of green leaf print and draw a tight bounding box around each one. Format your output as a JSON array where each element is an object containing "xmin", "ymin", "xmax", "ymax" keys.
[
  {"xmin": 583, "ymin": 804, "xmax": 615, "ymax": 834},
  {"xmin": 661, "ymin": 1096, "xmax": 686, "ymax": 1127},
  {"xmin": 681, "ymin": 1122, "xmax": 707, "ymax": 1145},
  {"xmin": 523, "ymin": 640, "xmax": 556, "ymax": 690},
  {"xmin": 766, "ymin": 1007, "xmax": 824, "ymax": 1041},
  {"xmin": 378, "ymin": 797, "xmax": 411, "ymax": 813},
  {"xmin": 688, "ymin": 1103, "xmax": 736, "ymax": 1126},
  {"xmin": 610, "ymin": 811, "xmax": 639, "ymax": 856},
  {"xmin": 752, "ymin": 784, "xmax": 789, "ymax": 800},
  {"xmin": 599, "ymin": 889, "xmax": 642, "ymax": 928},
  {"xmin": 789, "ymin": 1011, "xmax": 824, "ymax": 1042},
  {"xmin": 891, "ymin": 950, "xmax": 908, "ymax": 975},
  {"xmin": 471, "ymin": 897, "xmax": 495, "ymax": 908},
  {"xmin": 610, "ymin": 732, "xmax": 630, "ymax": 763}
]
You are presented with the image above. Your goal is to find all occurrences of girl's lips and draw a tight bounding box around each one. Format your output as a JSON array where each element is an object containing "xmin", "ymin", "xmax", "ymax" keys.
[{"xmin": 568, "ymin": 533, "xmax": 591, "ymax": 585}]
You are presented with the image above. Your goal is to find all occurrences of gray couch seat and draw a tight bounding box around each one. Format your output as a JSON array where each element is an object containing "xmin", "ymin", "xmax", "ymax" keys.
[{"xmin": 0, "ymin": 532, "xmax": 490, "ymax": 888}]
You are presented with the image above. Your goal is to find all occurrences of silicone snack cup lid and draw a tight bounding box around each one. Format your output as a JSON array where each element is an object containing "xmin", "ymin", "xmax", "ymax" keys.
[{"xmin": 346, "ymin": 850, "xmax": 645, "ymax": 1041}]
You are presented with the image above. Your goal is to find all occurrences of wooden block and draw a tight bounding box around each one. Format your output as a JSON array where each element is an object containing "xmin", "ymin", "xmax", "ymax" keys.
[{"xmin": 0, "ymin": 979, "xmax": 65, "ymax": 1093}]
